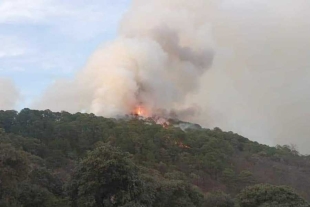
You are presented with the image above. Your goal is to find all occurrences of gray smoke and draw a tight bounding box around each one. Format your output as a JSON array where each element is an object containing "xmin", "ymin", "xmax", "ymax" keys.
[
  {"xmin": 35, "ymin": 0, "xmax": 310, "ymax": 153},
  {"xmin": 191, "ymin": 0, "xmax": 310, "ymax": 154},
  {"xmin": 0, "ymin": 78, "xmax": 20, "ymax": 110},
  {"xmin": 34, "ymin": 0, "xmax": 215, "ymax": 120}
]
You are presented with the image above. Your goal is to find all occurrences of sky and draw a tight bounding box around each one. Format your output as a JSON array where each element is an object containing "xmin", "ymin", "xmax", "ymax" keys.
[{"xmin": 0, "ymin": 0, "xmax": 130, "ymax": 108}]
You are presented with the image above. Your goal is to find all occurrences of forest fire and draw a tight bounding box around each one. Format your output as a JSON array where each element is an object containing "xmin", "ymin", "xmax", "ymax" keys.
[
  {"xmin": 131, "ymin": 104, "xmax": 171, "ymax": 128},
  {"xmin": 132, "ymin": 105, "xmax": 148, "ymax": 117},
  {"xmin": 132, "ymin": 106, "xmax": 189, "ymax": 147}
]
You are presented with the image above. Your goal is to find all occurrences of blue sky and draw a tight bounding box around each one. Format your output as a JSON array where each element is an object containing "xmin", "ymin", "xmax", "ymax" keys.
[{"xmin": 0, "ymin": 0, "xmax": 131, "ymax": 108}]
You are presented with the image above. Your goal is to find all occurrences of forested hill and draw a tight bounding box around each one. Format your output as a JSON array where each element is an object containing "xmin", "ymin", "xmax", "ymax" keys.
[{"xmin": 1, "ymin": 108, "xmax": 310, "ymax": 207}]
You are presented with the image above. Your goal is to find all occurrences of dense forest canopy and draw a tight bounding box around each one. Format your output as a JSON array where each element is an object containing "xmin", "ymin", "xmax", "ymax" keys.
[{"xmin": 0, "ymin": 108, "xmax": 310, "ymax": 207}]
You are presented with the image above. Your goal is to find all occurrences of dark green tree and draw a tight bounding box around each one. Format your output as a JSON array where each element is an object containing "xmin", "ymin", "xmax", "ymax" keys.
[
  {"xmin": 0, "ymin": 143, "xmax": 30, "ymax": 206},
  {"xmin": 15, "ymin": 182, "xmax": 56, "ymax": 207},
  {"xmin": 237, "ymin": 184, "xmax": 310, "ymax": 207},
  {"xmin": 203, "ymin": 191, "xmax": 235, "ymax": 207},
  {"xmin": 71, "ymin": 144, "xmax": 150, "ymax": 207},
  {"xmin": 153, "ymin": 180, "xmax": 204, "ymax": 207}
]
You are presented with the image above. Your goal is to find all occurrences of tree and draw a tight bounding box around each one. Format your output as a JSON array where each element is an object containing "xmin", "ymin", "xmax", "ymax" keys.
[
  {"xmin": 71, "ymin": 144, "xmax": 150, "ymax": 207},
  {"xmin": 204, "ymin": 191, "xmax": 235, "ymax": 207},
  {"xmin": 153, "ymin": 180, "xmax": 204, "ymax": 207},
  {"xmin": 29, "ymin": 168, "xmax": 64, "ymax": 196},
  {"xmin": 15, "ymin": 182, "xmax": 57, "ymax": 207},
  {"xmin": 0, "ymin": 143, "xmax": 30, "ymax": 206},
  {"xmin": 0, "ymin": 143, "xmax": 30, "ymax": 185},
  {"xmin": 237, "ymin": 184, "xmax": 310, "ymax": 207}
]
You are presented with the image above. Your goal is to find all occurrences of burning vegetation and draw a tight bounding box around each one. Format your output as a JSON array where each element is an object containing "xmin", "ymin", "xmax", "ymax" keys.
[
  {"xmin": 131, "ymin": 104, "xmax": 171, "ymax": 128},
  {"xmin": 130, "ymin": 104, "xmax": 191, "ymax": 148},
  {"xmin": 132, "ymin": 105, "xmax": 148, "ymax": 117}
]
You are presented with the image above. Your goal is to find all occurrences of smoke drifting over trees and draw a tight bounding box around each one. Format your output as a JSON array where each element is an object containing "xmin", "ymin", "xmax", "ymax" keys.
[
  {"xmin": 0, "ymin": 78, "xmax": 19, "ymax": 110},
  {"xmin": 194, "ymin": 0, "xmax": 310, "ymax": 153},
  {"xmin": 33, "ymin": 0, "xmax": 310, "ymax": 153}
]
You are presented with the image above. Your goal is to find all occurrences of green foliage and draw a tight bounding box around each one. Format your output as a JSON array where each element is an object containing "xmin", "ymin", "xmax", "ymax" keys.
[
  {"xmin": 204, "ymin": 191, "xmax": 235, "ymax": 207},
  {"xmin": 72, "ymin": 144, "xmax": 150, "ymax": 207},
  {"xmin": 29, "ymin": 168, "xmax": 64, "ymax": 196},
  {"xmin": 15, "ymin": 182, "xmax": 57, "ymax": 207},
  {"xmin": 237, "ymin": 184, "xmax": 310, "ymax": 207},
  {"xmin": 0, "ymin": 143, "xmax": 30, "ymax": 185},
  {"xmin": 1, "ymin": 109, "xmax": 310, "ymax": 206},
  {"xmin": 153, "ymin": 180, "xmax": 204, "ymax": 207}
]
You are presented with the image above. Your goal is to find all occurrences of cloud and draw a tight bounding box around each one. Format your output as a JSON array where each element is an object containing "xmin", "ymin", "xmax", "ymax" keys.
[
  {"xmin": 0, "ymin": 35, "xmax": 29, "ymax": 58},
  {"xmin": 0, "ymin": 0, "xmax": 99, "ymax": 24},
  {"xmin": 0, "ymin": 0, "xmax": 129, "ymax": 111},
  {"xmin": 0, "ymin": 78, "xmax": 20, "ymax": 109},
  {"xmin": 0, "ymin": 0, "xmax": 130, "ymax": 75},
  {"xmin": 0, "ymin": 0, "xmax": 47, "ymax": 23},
  {"xmin": 0, "ymin": 0, "xmax": 129, "ymax": 39}
]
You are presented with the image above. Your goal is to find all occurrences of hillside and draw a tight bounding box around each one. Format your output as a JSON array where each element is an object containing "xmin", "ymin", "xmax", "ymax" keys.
[{"xmin": 1, "ymin": 108, "xmax": 310, "ymax": 206}]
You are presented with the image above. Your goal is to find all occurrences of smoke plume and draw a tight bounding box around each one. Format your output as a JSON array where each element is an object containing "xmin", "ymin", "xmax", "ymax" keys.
[
  {"xmin": 35, "ymin": 0, "xmax": 310, "ymax": 153},
  {"xmin": 0, "ymin": 78, "xmax": 20, "ymax": 110},
  {"xmin": 192, "ymin": 0, "xmax": 310, "ymax": 153},
  {"xmin": 34, "ymin": 0, "xmax": 215, "ymax": 119}
]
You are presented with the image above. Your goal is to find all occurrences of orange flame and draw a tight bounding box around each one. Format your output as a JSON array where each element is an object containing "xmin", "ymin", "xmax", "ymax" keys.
[
  {"xmin": 132, "ymin": 105, "xmax": 148, "ymax": 117},
  {"xmin": 131, "ymin": 105, "xmax": 171, "ymax": 128}
]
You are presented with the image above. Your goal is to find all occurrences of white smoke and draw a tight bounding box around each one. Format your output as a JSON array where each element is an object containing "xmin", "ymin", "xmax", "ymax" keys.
[
  {"xmin": 34, "ymin": 0, "xmax": 215, "ymax": 119},
  {"xmin": 192, "ymin": 0, "xmax": 310, "ymax": 153},
  {"xmin": 35, "ymin": 0, "xmax": 310, "ymax": 153},
  {"xmin": 0, "ymin": 78, "xmax": 20, "ymax": 110}
]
